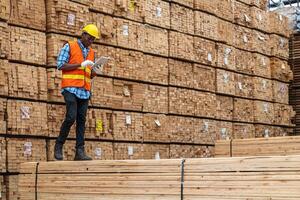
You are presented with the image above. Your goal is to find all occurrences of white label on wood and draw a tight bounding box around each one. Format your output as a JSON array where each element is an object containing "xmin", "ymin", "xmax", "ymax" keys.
[
  {"xmin": 225, "ymin": 48, "xmax": 232, "ymax": 55},
  {"xmin": 279, "ymin": 15, "xmax": 283, "ymax": 21},
  {"xmin": 258, "ymin": 14, "xmax": 262, "ymax": 21},
  {"xmin": 67, "ymin": 13, "xmax": 76, "ymax": 26},
  {"xmin": 263, "ymin": 103, "xmax": 269, "ymax": 112},
  {"xmin": 156, "ymin": 6, "xmax": 162, "ymax": 17},
  {"xmin": 128, "ymin": 146, "xmax": 134, "ymax": 156},
  {"xmin": 281, "ymin": 63, "xmax": 286, "ymax": 69},
  {"xmin": 154, "ymin": 119, "xmax": 161, "ymax": 127},
  {"xmin": 279, "ymin": 38, "xmax": 285, "ymax": 48},
  {"xmin": 123, "ymin": 85, "xmax": 131, "ymax": 97},
  {"xmin": 221, "ymin": 128, "xmax": 227, "ymax": 139},
  {"xmin": 264, "ymin": 129, "xmax": 270, "ymax": 138},
  {"xmin": 155, "ymin": 152, "xmax": 160, "ymax": 160},
  {"xmin": 21, "ymin": 106, "xmax": 30, "ymax": 119},
  {"xmin": 262, "ymin": 80, "xmax": 267, "ymax": 89},
  {"xmin": 123, "ymin": 25, "xmax": 129, "ymax": 36},
  {"xmin": 262, "ymin": 57, "xmax": 266, "ymax": 66},
  {"xmin": 94, "ymin": 148, "xmax": 102, "ymax": 158},
  {"xmin": 243, "ymin": 35, "xmax": 248, "ymax": 43},
  {"xmin": 207, "ymin": 53, "xmax": 212, "ymax": 62},
  {"xmin": 24, "ymin": 142, "xmax": 32, "ymax": 156},
  {"xmin": 223, "ymin": 73, "xmax": 229, "ymax": 84},
  {"xmin": 203, "ymin": 122, "xmax": 209, "ymax": 132},
  {"xmin": 258, "ymin": 35, "xmax": 265, "ymax": 41},
  {"xmin": 125, "ymin": 115, "xmax": 132, "ymax": 125},
  {"xmin": 280, "ymin": 83, "xmax": 286, "ymax": 93},
  {"xmin": 224, "ymin": 56, "xmax": 229, "ymax": 65},
  {"xmin": 244, "ymin": 14, "xmax": 251, "ymax": 22},
  {"xmin": 238, "ymin": 82, "xmax": 243, "ymax": 90}
]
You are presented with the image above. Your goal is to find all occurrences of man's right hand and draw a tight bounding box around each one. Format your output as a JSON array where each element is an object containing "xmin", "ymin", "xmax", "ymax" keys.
[{"xmin": 81, "ymin": 60, "xmax": 94, "ymax": 67}]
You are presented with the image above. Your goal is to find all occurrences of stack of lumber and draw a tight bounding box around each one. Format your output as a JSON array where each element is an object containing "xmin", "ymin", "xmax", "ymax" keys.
[
  {"xmin": 9, "ymin": 26, "xmax": 46, "ymax": 65},
  {"xmin": 6, "ymin": 138, "xmax": 47, "ymax": 173},
  {"xmin": 0, "ymin": 0, "xmax": 297, "ymax": 199},
  {"xmin": 8, "ymin": 63, "xmax": 47, "ymax": 100},
  {"xmin": 289, "ymin": 33, "xmax": 300, "ymax": 135},
  {"xmin": 6, "ymin": 100, "xmax": 48, "ymax": 136},
  {"xmin": 0, "ymin": 175, "xmax": 6, "ymax": 200},
  {"xmin": 215, "ymin": 135, "xmax": 300, "ymax": 157},
  {"xmin": 0, "ymin": 138, "xmax": 5, "ymax": 173},
  {"xmin": 18, "ymin": 155, "xmax": 300, "ymax": 199},
  {"xmin": 8, "ymin": 0, "xmax": 46, "ymax": 31}
]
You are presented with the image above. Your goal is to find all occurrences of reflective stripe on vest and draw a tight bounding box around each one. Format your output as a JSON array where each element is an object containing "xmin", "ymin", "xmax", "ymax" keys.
[
  {"xmin": 61, "ymin": 40, "xmax": 94, "ymax": 91},
  {"xmin": 62, "ymin": 74, "xmax": 91, "ymax": 83}
]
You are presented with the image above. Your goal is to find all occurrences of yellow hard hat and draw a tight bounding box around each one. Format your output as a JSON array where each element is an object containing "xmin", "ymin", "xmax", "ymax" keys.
[{"xmin": 82, "ymin": 24, "xmax": 100, "ymax": 39}]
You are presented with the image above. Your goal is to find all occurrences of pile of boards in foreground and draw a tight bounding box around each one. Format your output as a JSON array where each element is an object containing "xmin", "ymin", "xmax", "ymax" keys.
[{"xmin": 18, "ymin": 154, "xmax": 300, "ymax": 199}]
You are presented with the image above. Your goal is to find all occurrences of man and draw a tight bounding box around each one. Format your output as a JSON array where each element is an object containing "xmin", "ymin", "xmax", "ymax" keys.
[{"xmin": 54, "ymin": 24, "xmax": 99, "ymax": 161}]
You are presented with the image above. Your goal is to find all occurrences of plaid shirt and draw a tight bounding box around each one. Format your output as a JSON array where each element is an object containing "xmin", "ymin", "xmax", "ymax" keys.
[{"xmin": 57, "ymin": 40, "xmax": 93, "ymax": 99}]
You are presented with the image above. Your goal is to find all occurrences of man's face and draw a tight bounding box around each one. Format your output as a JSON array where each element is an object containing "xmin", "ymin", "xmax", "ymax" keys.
[{"xmin": 81, "ymin": 32, "xmax": 95, "ymax": 47}]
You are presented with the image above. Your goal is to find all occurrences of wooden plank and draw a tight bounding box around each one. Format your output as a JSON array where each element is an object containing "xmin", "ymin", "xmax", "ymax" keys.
[{"xmin": 215, "ymin": 136, "xmax": 300, "ymax": 157}]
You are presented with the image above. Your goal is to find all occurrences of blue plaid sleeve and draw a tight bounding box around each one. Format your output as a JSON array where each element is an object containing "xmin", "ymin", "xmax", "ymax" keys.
[{"xmin": 57, "ymin": 43, "xmax": 70, "ymax": 70}]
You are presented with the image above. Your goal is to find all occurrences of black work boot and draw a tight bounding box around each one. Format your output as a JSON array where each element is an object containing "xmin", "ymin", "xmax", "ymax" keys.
[
  {"xmin": 54, "ymin": 142, "xmax": 63, "ymax": 160},
  {"xmin": 74, "ymin": 146, "xmax": 92, "ymax": 161}
]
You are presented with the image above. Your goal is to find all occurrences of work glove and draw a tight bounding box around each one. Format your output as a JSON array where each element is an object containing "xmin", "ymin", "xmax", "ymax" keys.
[{"xmin": 81, "ymin": 60, "xmax": 94, "ymax": 67}]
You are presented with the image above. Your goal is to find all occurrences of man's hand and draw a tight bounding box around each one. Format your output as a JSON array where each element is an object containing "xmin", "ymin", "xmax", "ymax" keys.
[{"xmin": 81, "ymin": 60, "xmax": 94, "ymax": 67}]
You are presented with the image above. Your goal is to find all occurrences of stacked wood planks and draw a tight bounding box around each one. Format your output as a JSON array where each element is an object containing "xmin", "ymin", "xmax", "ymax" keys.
[
  {"xmin": 0, "ymin": 175, "xmax": 6, "ymax": 200},
  {"xmin": 18, "ymin": 155, "xmax": 300, "ymax": 199},
  {"xmin": 0, "ymin": 0, "xmax": 297, "ymax": 199},
  {"xmin": 289, "ymin": 33, "xmax": 300, "ymax": 135},
  {"xmin": 215, "ymin": 135, "xmax": 300, "ymax": 157}
]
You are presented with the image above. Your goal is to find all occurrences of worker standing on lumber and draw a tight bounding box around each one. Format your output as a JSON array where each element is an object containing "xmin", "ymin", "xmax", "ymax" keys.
[{"xmin": 54, "ymin": 24, "xmax": 100, "ymax": 161}]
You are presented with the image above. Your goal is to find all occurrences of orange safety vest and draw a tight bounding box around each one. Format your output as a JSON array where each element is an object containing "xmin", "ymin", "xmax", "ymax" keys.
[{"xmin": 61, "ymin": 40, "xmax": 95, "ymax": 91}]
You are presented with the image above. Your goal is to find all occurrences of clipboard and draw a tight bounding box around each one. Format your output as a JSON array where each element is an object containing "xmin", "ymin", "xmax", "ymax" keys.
[{"xmin": 92, "ymin": 56, "xmax": 110, "ymax": 74}]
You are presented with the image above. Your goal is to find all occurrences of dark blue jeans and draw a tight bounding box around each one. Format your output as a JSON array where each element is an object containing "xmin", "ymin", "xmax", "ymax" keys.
[{"xmin": 56, "ymin": 91, "xmax": 89, "ymax": 148}]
